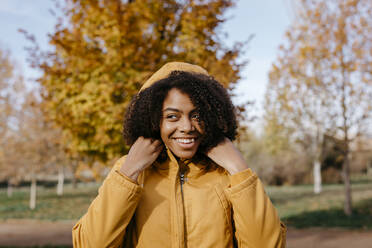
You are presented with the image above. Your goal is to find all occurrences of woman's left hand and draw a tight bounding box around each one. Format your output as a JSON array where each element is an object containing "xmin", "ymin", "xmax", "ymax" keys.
[{"xmin": 206, "ymin": 138, "xmax": 249, "ymax": 175}]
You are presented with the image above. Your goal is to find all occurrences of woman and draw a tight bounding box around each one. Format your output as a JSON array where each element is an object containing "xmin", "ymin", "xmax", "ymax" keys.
[{"xmin": 72, "ymin": 62, "xmax": 286, "ymax": 247}]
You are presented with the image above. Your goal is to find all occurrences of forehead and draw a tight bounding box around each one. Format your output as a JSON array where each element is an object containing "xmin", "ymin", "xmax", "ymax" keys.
[{"xmin": 162, "ymin": 88, "xmax": 196, "ymax": 111}]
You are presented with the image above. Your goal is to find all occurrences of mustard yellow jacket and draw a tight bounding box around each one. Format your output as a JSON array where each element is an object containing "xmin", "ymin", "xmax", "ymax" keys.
[{"xmin": 72, "ymin": 150, "xmax": 286, "ymax": 247}]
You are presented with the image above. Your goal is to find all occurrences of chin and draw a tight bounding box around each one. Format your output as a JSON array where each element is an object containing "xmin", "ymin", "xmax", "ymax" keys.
[{"xmin": 172, "ymin": 150, "xmax": 197, "ymax": 160}]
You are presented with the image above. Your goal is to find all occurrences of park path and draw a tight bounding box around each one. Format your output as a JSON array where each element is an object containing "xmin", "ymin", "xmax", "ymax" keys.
[{"xmin": 0, "ymin": 219, "xmax": 371, "ymax": 247}]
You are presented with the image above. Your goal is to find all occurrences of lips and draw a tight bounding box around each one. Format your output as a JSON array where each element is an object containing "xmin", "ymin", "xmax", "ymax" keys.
[
  {"xmin": 173, "ymin": 137, "xmax": 198, "ymax": 149},
  {"xmin": 175, "ymin": 138, "xmax": 195, "ymax": 144}
]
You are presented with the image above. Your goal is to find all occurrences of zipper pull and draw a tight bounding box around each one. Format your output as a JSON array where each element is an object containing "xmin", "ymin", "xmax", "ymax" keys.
[{"xmin": 180, "ymin": 172, "xmax": 185, "ymax": 185}]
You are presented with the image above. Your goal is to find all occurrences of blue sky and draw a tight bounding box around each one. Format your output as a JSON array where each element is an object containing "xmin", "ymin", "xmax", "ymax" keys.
[{"xmin": 0, "ymin": 0, "xmax": 293, "ymax": 121}]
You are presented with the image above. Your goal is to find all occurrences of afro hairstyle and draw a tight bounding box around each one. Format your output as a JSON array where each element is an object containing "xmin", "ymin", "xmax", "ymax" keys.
[{"xmin": 123, "ymin": 70, "xmax": 237, "ymax": 157}]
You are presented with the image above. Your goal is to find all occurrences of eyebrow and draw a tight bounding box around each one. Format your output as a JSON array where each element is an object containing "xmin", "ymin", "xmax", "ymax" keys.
[
  {"xmin": 162, "ymin": 107, "xmax": 181, "ymax": 112},
  {"xmin": 162, "ymin": 107, "xmax": 198, "ymax": 113}
]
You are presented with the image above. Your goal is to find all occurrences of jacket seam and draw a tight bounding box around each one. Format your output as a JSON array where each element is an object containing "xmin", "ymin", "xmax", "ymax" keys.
[
  {"xmin": 225, "ymin": 174, "xmax": 258, "ymax": 196},
  {"xmin": 214, "ymin": 185, "xmax": 233, "ymax": 238},
  {"xmin": 110, "ymin": 170, "xmax": 142, "ymax": 196}
]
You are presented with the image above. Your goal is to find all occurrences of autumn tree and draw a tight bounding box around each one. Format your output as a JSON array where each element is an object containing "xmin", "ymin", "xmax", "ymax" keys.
[
  {"xmin": 4, "ymin": 88, "xmax": 69, "ymax": 208},
  {"xmin": 0, "ymin": 48, "xmax": 13, "ymax": 195},
  {"xmin": 0, "ymin": 48, "xmax": 24, "ymax": 196},
  {"xmin": 19, "ymin": 92, "xmax": 70, "ymax": 208},
  {"xmin": 0, "ymin": 49, "xmax": 12, "ymax": 138},
  {"xmin": 0, "ymin": 46, "xmax": 69, "ymax": 207},
  {"xmin": 23, "ymin": 0, "xmax": 247, "ymax": 163},
  {"xmin": 265, "ymin": 0, "xmax": 371, "ymax": 215}
]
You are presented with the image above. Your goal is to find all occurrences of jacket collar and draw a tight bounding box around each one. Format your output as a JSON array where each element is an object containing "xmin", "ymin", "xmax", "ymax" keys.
[{"xmin": 153, "ymin": 147, "xmax": 209, "ymax": 179}]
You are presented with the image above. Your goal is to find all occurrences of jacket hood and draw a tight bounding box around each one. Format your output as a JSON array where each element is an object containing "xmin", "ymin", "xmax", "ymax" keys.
[{"xmin": 140, "ymin": 62, "xmax": 209, "ymax": 92}]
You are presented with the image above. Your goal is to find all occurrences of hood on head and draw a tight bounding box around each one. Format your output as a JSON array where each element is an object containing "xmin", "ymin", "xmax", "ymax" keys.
[{"xmin": 140, "ymin": 62, "xmax": 209, "ymax": 92}]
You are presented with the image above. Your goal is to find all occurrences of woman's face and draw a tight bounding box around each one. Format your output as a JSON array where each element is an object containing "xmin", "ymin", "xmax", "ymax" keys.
[{"xmin": 160, "ymin": 88, "xmax": 204, "ymax": 159}]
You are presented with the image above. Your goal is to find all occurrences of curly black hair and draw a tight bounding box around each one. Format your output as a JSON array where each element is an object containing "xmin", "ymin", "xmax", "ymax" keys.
[{"xmin": 123, "ymin": 71, "xmax": 237, "ymax": 158}]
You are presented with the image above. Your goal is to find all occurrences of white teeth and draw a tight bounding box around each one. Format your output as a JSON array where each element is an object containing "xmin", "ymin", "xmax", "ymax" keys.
[{"xmin": 176, "ymin": 138, "xmax": 195, "ymax": 144}]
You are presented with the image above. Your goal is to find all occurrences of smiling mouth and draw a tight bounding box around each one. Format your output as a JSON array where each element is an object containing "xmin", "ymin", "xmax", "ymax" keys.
[{"xmin": 174, "ymin": 138, "xmax": 196, "ymax": 144}]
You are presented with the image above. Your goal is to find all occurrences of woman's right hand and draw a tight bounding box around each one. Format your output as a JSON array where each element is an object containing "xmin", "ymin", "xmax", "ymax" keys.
[{"xmin": 120, "ymin": 137, "xmax": 163, "ymax": 181}]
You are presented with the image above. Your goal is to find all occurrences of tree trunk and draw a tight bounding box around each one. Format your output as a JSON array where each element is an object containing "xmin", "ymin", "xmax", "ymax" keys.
[
  {"xmin": 313, "ymin": 131, "xmax": 323, "ymax": 194},
  {"xmin": 313, "ymin": 158, "xmax": 322, "ymax": 194},
  {"xmin": 342, "ymin": 151, "xmax": 352, "ymax": 215},
  {"xmin": 7, "ymin": 181, "xmax": 13, "ymax": 198},
  {"xmin": 30, "ymin": 176, "xmax": 37, "ymax": 210},
  {"xmin": 340, "ymin": 38, "xmax": 352, "ymax": 216},
  {"xmin": 57, "ymin": 166, "xmax": 64, "ymax": 196}
]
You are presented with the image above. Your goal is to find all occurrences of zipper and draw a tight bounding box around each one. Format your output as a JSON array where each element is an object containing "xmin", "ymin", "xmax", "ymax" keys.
[
  {"xmin": 180, "ymin": 172, "xmax": 185, "ymax": 194},
  {"xmin": 179, "ymin": 171, "xmax": 187, "ymax": 247}
]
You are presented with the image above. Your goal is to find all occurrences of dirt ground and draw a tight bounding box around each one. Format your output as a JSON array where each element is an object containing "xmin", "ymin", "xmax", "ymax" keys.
[{"xmin": 0, "ymin": 219, "xmax": 371, "ymax": 248}]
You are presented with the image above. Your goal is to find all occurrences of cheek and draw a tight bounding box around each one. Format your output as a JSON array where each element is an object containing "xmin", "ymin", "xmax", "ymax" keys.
[{"xmin": 160, "ymin": 121, "xmax": 174, "ymax": 139}]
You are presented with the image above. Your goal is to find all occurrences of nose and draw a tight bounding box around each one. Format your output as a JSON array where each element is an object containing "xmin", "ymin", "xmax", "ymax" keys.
[{"xmin": 179, "ymin": 117, "xmax": 195, "ymax": 133}]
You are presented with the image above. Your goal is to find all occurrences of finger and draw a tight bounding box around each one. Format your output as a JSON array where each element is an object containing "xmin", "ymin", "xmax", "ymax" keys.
[
  {"xmin": 142, "ymin": 137, "xmax": 153, "ymax": 146},
  {"xmin": 153, "ymin": 148, "xmax": 163, "ymax": 159},
  {"xmin": 150, "ymin": 142, "xmax": 163, "ymax": 153},
  {"xmin": 136, "ymin": 136, "xmax": 144, "ymax": 143},
  {"xmin": 154, "ymin": 143, "xmax": 164, "ymax": 152},
  {"xmin": 151, "ymin": 140, "xmax": 163, "ymax": 149},
  {"xmin": 151, "ymin": 139, "xmax": 161, "ymax": 145}
]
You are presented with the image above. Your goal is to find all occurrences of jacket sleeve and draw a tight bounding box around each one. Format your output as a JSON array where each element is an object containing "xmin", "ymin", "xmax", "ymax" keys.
[
  {"xmin": 72, "ymin": 156, "xmax": 143, "ymax": 248},
  {"xmin": 225, "ymin": 169, "xmax": 286, "ymax": 248}
]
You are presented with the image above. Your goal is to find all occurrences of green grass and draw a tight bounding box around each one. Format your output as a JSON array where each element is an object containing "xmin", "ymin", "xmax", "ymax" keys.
[
  {"xmin": 266, "ymin": 173, "xmax": 372, "ymax": 229},
  {"xmin": 1, "ymin": 174, "xmax": 372, "ymax": 230},
  {"xmin": 0, "ymin": 183, "xmax": 99, "ymax": 220}
]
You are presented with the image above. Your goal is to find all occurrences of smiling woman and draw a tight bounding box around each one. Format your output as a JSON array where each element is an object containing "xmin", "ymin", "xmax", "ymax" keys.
[
  {"xmin": 160, "ymin": 88, "xmax": 204, "ymax": 159},
  {"xmin": 72, "ymin": 62, "xmax": 286, "ymax": 248},
  {"xmin": 123, "ymin": 67, "xmax": 237, "ymax": 157}
]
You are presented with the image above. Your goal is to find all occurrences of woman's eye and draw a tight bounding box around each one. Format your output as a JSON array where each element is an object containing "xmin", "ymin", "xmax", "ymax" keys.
[
  {"xmin": 191, "ymin": 114, "xmax": 200, "ymax": 120},
  {"xmin": 166, "ymin": 114, "xmax": 178, "ymax": 120}
]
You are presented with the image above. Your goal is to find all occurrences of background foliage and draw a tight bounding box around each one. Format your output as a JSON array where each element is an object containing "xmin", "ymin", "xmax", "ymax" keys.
[{"xmin": 24, "ymin": 0, "xmax": 247, "ymax": 162}]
